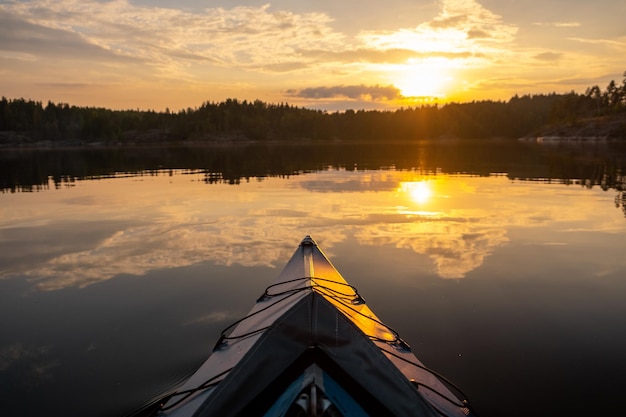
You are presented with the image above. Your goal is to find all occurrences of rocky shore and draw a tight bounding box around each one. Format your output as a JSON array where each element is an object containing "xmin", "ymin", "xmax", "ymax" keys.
[{"xmin": 527, "ymin": 114, "xmax": 626, "ymax": 141}]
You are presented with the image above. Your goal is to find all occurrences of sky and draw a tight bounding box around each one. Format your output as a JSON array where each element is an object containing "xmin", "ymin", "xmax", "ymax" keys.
[{"xmin": 1, "ymin": 0, "xmax": 625, "ymax": 111}]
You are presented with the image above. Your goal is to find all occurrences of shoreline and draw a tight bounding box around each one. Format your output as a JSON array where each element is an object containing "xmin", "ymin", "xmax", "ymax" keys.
[{"xmin": 2, "ymin": 113, "xmax": 625, "ymax": 150}]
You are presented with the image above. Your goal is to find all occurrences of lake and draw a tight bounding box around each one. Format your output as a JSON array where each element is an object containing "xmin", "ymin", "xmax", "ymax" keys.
[{"xmin": 1, "ymin": 140, "xmax": 626, "ymax": 417}]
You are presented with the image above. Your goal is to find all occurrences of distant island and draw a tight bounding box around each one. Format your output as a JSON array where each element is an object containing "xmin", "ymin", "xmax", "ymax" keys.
[{"xmin": 1, "ymin": 72, "xmax": 625, "ymax": 147}]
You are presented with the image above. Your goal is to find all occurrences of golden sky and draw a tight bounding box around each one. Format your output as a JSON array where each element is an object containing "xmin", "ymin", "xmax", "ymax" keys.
[{"xmin": 1, "ymin": 0, "xmax": 625, "ymax": 111}]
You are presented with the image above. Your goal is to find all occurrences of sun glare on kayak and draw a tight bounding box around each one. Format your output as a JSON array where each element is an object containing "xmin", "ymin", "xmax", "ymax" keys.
[{"xmin": 400, "ymin": 181, "xmax": 432, "ymax": 204}]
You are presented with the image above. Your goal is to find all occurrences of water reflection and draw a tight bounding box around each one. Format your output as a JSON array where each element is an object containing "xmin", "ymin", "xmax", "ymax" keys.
[
  {"xmin": 2, "ymin": 144, "xmax": 626, "ymax": 417},
  {"xmin": 2, "ymin": 141, "xmax": 626, "ymax": 194},
  {"xmin": 400, "ymin": 180, "xmax": 433, "ymax": 204},
  {"xmin": 1, "ymin": 168, "xmax": 624, "ymax": 291}
]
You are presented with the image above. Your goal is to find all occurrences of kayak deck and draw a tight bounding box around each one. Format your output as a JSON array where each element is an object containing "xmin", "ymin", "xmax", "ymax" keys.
[{"xmin": 153, "ymin": 236, "xmax": 477, "ymax": 417}]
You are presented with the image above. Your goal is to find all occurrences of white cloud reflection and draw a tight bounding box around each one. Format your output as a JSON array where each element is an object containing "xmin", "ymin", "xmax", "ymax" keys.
[
  {"xmin": 355, "ymin": 223, "xmax": 509, "ymax": 279},
  {"xmin": 21, "ymin": 222, "xmax": 345, "ymax": 291},
  {"xmin": 1, "ymin": 170, "xmax": 623, "ymax": 291}
]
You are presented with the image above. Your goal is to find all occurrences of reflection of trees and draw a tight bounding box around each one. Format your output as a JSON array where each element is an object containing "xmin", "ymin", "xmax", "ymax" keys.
[
  {"xmin": 613, "ymin": 173, "xmax": 626, "ymax": 217},
  {"xmin": 616, "ymin": 192, "xmax": 626, "ymax": 217},
  {"xmin": 2, "ymin": 142, "xmax": 626, "ymax": 213}
]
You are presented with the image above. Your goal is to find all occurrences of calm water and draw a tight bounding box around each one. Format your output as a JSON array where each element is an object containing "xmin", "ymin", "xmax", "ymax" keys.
[{"xmin": 1, "ymin": 141, "xmax": 626, "ymax": 417}]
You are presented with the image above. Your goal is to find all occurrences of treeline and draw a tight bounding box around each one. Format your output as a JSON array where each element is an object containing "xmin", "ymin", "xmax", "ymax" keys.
[{"xmin": 1, "ymin": 71, "xmax": 625, "ymax": 144}]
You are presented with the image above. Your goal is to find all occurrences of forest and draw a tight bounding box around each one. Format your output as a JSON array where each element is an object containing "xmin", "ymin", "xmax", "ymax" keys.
[{"xmin": 1, "ymin": 71, "xmax": 625, "ymax": 145}]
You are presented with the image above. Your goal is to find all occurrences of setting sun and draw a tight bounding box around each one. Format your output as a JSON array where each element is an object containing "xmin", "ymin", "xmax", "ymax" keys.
[{"xmin": 394, "ymin": 62, "xmax": 452, "ymax": 98}]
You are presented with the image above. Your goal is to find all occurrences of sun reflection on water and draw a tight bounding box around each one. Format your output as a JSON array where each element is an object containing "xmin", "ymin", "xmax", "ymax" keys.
[{"xmin": 399, "ymin": 180, "xmax": 433, "ymax": 204}]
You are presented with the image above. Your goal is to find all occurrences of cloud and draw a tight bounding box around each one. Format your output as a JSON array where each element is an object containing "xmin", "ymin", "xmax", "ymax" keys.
[
  {"xmin": 546, "ymin": 73, "xmax": 624, "ymax": 88},
  {"xmin": 362, "ymin": 0, "xmax": 516, "ymax": 44},
  {"xmin": 0, "ymin": 10, "xmax": 136, "ymax": 63},
  {"xmin": 304, "ymin": 48, "xmax": 420, "ymax": 64},
  {"xmin": 0, "ymin": 0, "xmax": 516, "ymax": 79},
  {"xmin": 568, "ymin": 36, "xmax": 626, "ymax": 49},
  {"xmin": 0, "ymin": 0, "xmax": 534, "ymax": 109},
  {"xmin": 533, "ymin": 52, "xmax": 563, "ymax": 62},
  {"xmin": 533, "ymin": 21, "xmax": 581, "ymax": 28},
  {"xmin": 260, "ymin": 62, "xmax": 311, "ymax": 73},
  {"xmin": 467, "ymin": 29, "xmax": 491, "ymax": 39},
  {"xmin": 287, "ymin": 84, "xmax": 402, "ymax": 101},
  {"xmin": 0, "ymin": 0, "xmax": 344, "ymax": 73},
  {"xmin": 357, "ymin": 0, "xmax": 517, "ymax": 67},
  {"xmin": 35, "ymin": 82, "xmax": 91, "ymax": 89},
  {"xmin": 302, "ymin": 47, "xmax": 481, "ymax": 65}
]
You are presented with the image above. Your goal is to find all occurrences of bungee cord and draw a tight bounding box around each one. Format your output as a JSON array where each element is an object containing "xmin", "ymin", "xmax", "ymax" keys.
[{"xmin": 159, "ymin": 367, "xmax": 234, "ymax": 411}]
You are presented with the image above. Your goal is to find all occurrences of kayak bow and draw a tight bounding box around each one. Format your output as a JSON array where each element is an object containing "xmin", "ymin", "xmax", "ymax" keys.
[{"xmin": 154, "ymin": 236, "xmax": 478, "ymax": 417}]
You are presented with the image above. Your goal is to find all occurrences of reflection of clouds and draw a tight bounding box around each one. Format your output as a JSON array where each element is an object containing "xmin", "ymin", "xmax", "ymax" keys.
[
  {"xmin": 298, "ymin": 171, "xmax": 399, "ymax": 193},
  {"xmin": 19, "ymin": 218, "xmax": 347, "ymax": 291},
  {"xmin": 354, "ymin": 221, "xmax": 509, "ymax": 279},
  {"xmin": 183, "ymin": 312, "xmax": 239, "ymax": 327},
  {"xmin": 428, "ymin": 228, "xmax": 509, "ymax": 278},
  {"xmin": 2, "ymin": 170, "xmax": 623, "ymax": 290},
  {"xmin": 0, "ymin": 343, "xmax": 58, "ymax": 387},
  {"xmin": 0, "ymin": 343, "xmax": 33, "ymax": 371},
  {"xmin": 295, "ymin": 171, "xmax": 512, "ymax": 278},
  {"xmin": 24, "ymin": 223, "xmax": 291, "ymax": 291}
]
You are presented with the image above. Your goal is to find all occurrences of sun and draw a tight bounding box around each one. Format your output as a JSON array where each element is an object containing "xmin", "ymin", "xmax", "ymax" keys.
[{"xmin": 394, "ymin": 61, "xmax": 451, "ymax": 99}]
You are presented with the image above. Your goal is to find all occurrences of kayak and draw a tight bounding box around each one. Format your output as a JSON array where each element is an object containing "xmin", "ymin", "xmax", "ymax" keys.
[{"xmin": 146, "ymin": 236, "xmax": 478, "ymax": 417}]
